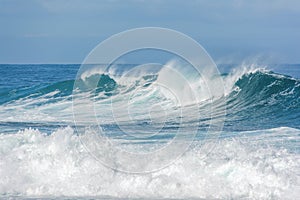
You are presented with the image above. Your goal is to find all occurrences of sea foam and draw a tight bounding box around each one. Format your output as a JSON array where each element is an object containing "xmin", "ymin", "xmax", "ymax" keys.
[{"xmin": 0, "ymin": 127, "xmax": 299, "ymax": 199}]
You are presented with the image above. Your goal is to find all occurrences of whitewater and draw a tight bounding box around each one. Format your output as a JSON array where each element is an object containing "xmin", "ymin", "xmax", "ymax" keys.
[{"xmin": 0, "ymin": 63, "xmax": 299, "ymax": 199}]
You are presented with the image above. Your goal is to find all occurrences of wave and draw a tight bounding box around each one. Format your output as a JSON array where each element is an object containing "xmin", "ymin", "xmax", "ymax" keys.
[
  {"xmin": 225, "ymin": 68, "xmax": 300, "ymax": 130},
  {"xmin": 0, "ymin": 64, "xmax": 299, "ymax": 130},
  {"xmin": 2, "ymin": 64, "xmax": 299, "ymax": 105}
]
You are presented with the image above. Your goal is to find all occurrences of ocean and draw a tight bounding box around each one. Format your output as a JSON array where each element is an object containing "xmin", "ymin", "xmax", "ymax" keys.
[{"xmin": 0, "ymin": 63, "xmax": 299, "ymax": 199}]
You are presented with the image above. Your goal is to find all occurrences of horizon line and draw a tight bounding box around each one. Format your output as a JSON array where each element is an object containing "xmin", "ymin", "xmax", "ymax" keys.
[{"xmin": 0, "ymin": 63, "xmax": 300, "ymax": 65}]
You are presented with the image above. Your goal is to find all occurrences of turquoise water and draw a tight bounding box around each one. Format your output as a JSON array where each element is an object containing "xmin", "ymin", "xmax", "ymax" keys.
[{"xmin": 0, "ymin": 64, "xmax": 299, "ymax": 199}]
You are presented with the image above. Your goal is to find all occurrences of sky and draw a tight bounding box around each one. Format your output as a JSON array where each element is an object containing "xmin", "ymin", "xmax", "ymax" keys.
[{"xmin": 0, "ymin": 0, "xmax": 300, "ymax": 64}]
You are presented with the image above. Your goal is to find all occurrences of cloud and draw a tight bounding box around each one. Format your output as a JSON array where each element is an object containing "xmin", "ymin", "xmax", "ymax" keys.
[
  {"xmin": 23, "ymin": 33, "xmax": 51, "ymax": 38},
  {"xmin": 232, "ymin": 0, "xmax": 300, "ymax": 12},
  {"xmin": 35, "ymin": 0, "xmax": 122, "ymax": 13}
]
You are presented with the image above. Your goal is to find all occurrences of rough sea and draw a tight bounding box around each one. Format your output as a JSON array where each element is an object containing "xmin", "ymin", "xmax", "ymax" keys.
[{"xmin": 0, "ymin": 63, "xmax": 299, "ymax": 199}]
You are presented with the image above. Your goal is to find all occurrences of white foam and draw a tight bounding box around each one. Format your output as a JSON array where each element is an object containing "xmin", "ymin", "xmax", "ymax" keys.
[{"xmin": 0, "ymin": 127, "xmax": 299, "ymax": 199}]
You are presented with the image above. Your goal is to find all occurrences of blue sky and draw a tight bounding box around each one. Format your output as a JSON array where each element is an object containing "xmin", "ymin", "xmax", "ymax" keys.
[{"xmin": 0, "ymin": 0, "xmax": 299, "ymax": 64}]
